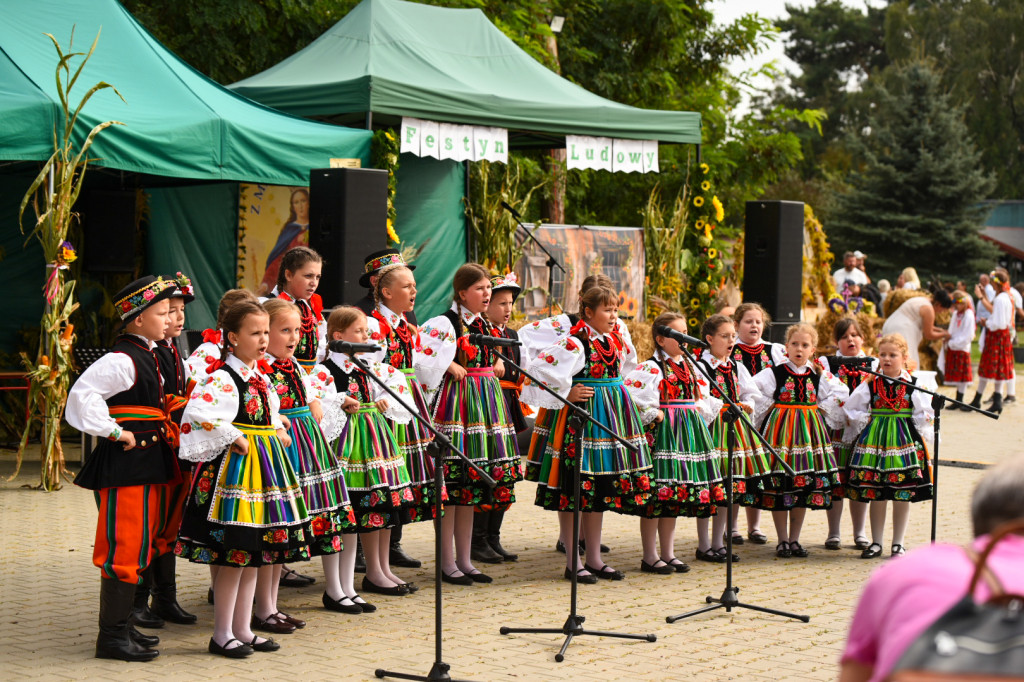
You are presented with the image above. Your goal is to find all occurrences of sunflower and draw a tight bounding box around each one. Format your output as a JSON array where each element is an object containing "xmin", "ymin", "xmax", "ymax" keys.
[
  {"xmin": 695, "ymin": 219, "xmax": 706, "ymax": 230},
  {"xmin": 693, "ymin": 196, "xmax": 704, "ymax": 208},
  {"xmin": 690, "ymin": 298, "xmax": 701, "ymax": 308},
  {"xmin": 712, "ymin": 195, "xmax": 724, "ymax": 222},
  {"xmin": 708, "ymin": 248, "xmax": 717, "ymax": 258},
  {"xmin": 700, "ymin": 163, "xmax": 709, "ymax": 174},
  {"xmin": 688, "ymin": 317, "xmax": 700, "ymax": 328},
  {"xmin": 701, "ymin": 181, "xmax": 711, "ymax": 191},
  {"xmin": 386, "ymin": 218, "xmax": 401, "ymax": 244}
]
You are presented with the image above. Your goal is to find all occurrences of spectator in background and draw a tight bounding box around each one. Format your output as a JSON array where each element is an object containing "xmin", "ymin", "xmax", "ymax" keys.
[
  {"xmin": 853, "ymin": 250, "xmax": 871, "ymax": 283},
  {"xmin": 839, "ymin": 454, "xmax": 1024, "ymax": 682},
  {"xmin": 896, "ymin": 267, "xmax": 921, "ymax": 291},
  {"xmin": 975, "ymin": 273, "xmax": 995, "ymax": 344},
  {"xmin": 834, "ymin": 252, "xmax": 869, "ymax": 291},
  {"xmin": 876, "ymin": 279, "xmax": 891, "ymax": 309}
]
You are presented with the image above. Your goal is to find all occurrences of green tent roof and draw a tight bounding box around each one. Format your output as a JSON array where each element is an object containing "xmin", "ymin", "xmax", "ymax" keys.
[
  {"xmin": 0, "ymin": 0, "xmax": 371, "ymax": 185},
  {"xmin": 230, "ymin": 0, "xmax": 701, "ymax": 146}
]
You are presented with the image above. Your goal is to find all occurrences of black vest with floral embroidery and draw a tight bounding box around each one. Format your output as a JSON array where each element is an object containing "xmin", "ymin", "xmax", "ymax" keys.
[
  {"xmin": 572, "ymin": 332, "xmax": 621, "ymax": 380},
  {"xmin": 323, "ymin": 358, "xmax": 372, "ymax": 403},
  {"xmin": 699, "ymin": 357, "xmax": 739, "ymax": 401},
  {"xmin": 771, "ymin": 364, "xmax": 821, "ymax": 405},
  {"xmin": 268, "ymin": 359, "xmax": 309, "ymax": 411},
  {"xmin": 225, "ymin": 365, "xmax": 273, "ymax": 426},
  {"xmin": 443, "ymin": 309, "xmax": 493, "ymax": 368},
  {"xmin": 653, "ymin": 356, "xmax": 697, "ymax": 400},
  {"xmin": 825, "ymin": 355, "xmax": 873, "ymax": 393},
  {"xmin": 732, "ymin": 342, "xmax": 776, "ymax": 376}
]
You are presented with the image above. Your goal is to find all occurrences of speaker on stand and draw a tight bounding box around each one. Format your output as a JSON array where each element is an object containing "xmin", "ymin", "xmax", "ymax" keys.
[
  {"xmin": 308, "ymin": 168, "xmax": 389, "ymax": 307},
  {"xmin": 742, "ymin": 200, "xmax": 805, "ymax": 344}
]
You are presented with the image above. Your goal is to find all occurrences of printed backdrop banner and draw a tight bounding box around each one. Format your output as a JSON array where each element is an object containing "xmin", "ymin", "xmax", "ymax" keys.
[
  {"xmin": 237, "ymin": 183, "xmax": 310, "ymax": 296},
  {"xmin": 401, "ymin": 117, "xmax": 508, "ymax": 163},
  {"xmin": 566, "ymin": 135, "xmax": 659, "ymax": 173},
  {"xmin": 515, "ymin": 224, "xmax": 644, "ymax": 320}
]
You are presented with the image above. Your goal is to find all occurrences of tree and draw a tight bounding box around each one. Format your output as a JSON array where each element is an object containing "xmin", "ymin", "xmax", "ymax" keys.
[{"xmin": 828, "ymin": 59, "xmax": 997, "ymax": 282}]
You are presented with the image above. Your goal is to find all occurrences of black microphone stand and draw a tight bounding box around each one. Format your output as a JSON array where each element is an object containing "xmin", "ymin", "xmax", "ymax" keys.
[
  {"xmin": 856, "ymin": 367, "xmax": 998, "ymax": 543},
  {"xmin": 490, "ymin": 347, "xmax": 656, "ymax": 662},
  {"xmin": 502, "ymin": 204, "xmax": 565, "ymax": 315},
  {"xmin": 666, "ymin": 345, "xmax": 809, "ymax": 624},
  {"xmin": 350, "ymin": 355, "xmax": 497, "ymax": 682}
]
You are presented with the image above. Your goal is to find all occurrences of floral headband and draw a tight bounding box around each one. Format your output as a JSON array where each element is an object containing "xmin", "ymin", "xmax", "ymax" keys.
[{"xmin": 172, "ymin": 271, "xmax": 195, "ymax": 298}]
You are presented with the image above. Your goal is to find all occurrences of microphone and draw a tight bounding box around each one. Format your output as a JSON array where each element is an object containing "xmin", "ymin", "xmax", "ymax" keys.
[
  {"xmin": 328, "ymin": 340, "xmax": 381, "ymax": 354},
  {"xmin": 654, "ymin": 325, "xmax": 709, "ymax": 349},
  {"xmin": 467, "ymin": 333, "xmax": 521, "ymax": 347},
  {"xmin": 499, "ymin": 201, "xmax": 523, "ymax": 220},
  {"xmin": 834, "ymin": 356, "xmax": 873, "ymax": 366}
]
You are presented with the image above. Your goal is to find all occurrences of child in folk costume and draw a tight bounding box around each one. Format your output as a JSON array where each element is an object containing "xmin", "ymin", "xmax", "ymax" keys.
[
  {"xmin": 817, "ymin": 317, "xmax": 876, "ymax": 551},
  {"xmin": 175, "ymin": 301, "xmax": 310, "ymax": 658},
  {"xmin": 366, "ymin": 260, "xmax": 445, "ymax": 535},
  {"xmin": 265, "ymin": 246, "xmax": 327, "ymax": 372},
  {"xmin": 728, "ymin": 303, "xmax": 787, "ymax": 546},
  {"xmin": 262, "ymin": 299, "xmax": 358, "ymax": 619},
  {"xmin": 185, "ymin": 288, "xmax": 260, "ymax": 386},
  {"xmin": 844, "ymin": 334, "xmax": 934, "ymax": 559},
  {"xmin": 752, "ymin": 323, "xmax": 849, "ymax": 559},
  {"xmin": 970, "ymin": 268, "xmax": 1014, "ymax": 414},
  {"xmin": 696, "ymin": 314, "xmax": 773, "ymax": 560},
  {"xmin": 625, "ymin": 313, "xmax": 725, "ymax": 573},
  {"xmin": 470, "ymin": 272, "xmax": 528, "ymax": 564},
  {"xmin": 519, "ymin": 273, "xmax": 623, "ymax": 555},
  {"xmin": 323, "ymin": 307, "xmax": 419, "ymax": 598},
  {"xmin": 940, "ymin": 291, "xmax": 976, "ymax": 409},
  {"xmin": 524, "ymin": 285, "xmax": 652, "ymax": 583},
  {"xmin": 141, "ymin": 273, "xmax": 199, "ymax": 628},
  {"xmin": 67, "ymin": 276, "xmax": 179, "ymax": 662},
  {"xmin": 417, "ymin": 264, "xmax": 522, "ymax": 585}
]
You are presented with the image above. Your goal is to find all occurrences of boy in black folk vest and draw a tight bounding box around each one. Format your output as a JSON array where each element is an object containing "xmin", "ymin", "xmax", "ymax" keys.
[{"xmin": 67, "ymin": 276, "xmax": 180, "ymax": 661}]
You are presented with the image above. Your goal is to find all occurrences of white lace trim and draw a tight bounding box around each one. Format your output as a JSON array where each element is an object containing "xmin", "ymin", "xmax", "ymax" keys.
[{"xmin": 178, "ymin": 428, "xmax": 242, "ymax": 463}]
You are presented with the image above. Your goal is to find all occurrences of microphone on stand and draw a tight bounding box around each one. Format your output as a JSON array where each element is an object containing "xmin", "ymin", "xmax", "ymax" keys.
[
  {"xmin": 467, "ymin": 333, "xmax": 521, "ymax": 348},
  {"xmin": 499, "ymin": 201, "xmax": 523, "ymax": 220},
  {"xmin": 328, "ymin": 340, "xmax": 381, "ymax": 354},
  {"xmin": 654, "ymin": 325, "xmax": 709, "ymax": 350}
]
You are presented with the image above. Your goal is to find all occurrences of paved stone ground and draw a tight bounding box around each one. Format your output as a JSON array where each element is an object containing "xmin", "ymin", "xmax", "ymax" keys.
[{"xmin": 0, "ymin": 389, "xmax": 1018, "ymax": 681}]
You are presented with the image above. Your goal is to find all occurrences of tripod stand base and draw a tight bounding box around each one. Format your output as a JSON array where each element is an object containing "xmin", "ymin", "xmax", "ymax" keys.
[
  {"xmin": 501, "ymin": 614, "xmax": 657, "ymax": 662},
  {"xmin": 666, "ymin": 587, "xmax": 809, "ymax": 623},
  {"xmin": 376, "ymin": 661, "xmax": 475, "ymax": 682}
]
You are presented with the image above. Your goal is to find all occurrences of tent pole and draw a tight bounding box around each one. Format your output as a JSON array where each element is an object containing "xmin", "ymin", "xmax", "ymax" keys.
[
  {"xmin": 696, "ymin": 143, "xmax": 701, "ymax": 166},
  {"xmin": 365, "ymin": 111, "xmax": 373, "ymax": 130}
]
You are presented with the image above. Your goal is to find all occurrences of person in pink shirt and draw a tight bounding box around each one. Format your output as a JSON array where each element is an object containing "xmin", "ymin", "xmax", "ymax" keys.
[{"xmin": 839, "ymin": 454, "xmax": 1024, "ymax": 682}]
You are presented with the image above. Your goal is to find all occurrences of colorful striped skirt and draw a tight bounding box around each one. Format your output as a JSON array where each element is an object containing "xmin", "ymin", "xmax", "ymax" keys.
[
  {"xmin": 281, "ymin": 405, "xmax": 355, "ymax": 554},
  {"xmin": 390, "ymin": 368, "xmax": 445, "ymax": 523},
  {"xmin": 533, "ymin": 377, "xmax": 653, "ymax": 515},
  {"xmin": 431, "ymin": 367, "xmax": 522, "ymax": 507},
  {"xmin": 846, "ymin": 409, "xmax": 932, "ymax": 502},
  {"xmin": 708, "ymin": 407, "xmax": 772, "ymax": 508},
  {"xmin": 175, "ymin": 423, "xmax": 315, "ymax": 567},
  {"xmin": 759, "ymin": 404, "xmax": 840, "ymax": 510},
  {"xmin": 334, "ymin": 404, "xmax": 415, "ymax": 531},
  {"xmin": 524, "ymin": 406, "xmax": 554, "ymax": 482},
  {"xmin": 979, "ymin": 329, "xmax": 1013, "ymax": 380},
  {"xmin": 642, "ymin": 399, "xmax": 725, "ymax": 518}
]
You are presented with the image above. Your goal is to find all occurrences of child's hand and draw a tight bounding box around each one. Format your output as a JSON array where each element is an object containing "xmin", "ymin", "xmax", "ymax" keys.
[
  {"xmin": 375, "ymin": 398, "xmax": 390, "ymax": 412},
  {"xmin": 654, "ymin": 410, "xmax": 665, "ymax": 424},
  {"xmin": 740, "ymin": 403, "xmax": 753, "ymax": 414},
  {"xmin": 118, "ymin": 430, "xmax": 136, "ymax": 451},
  {"xmin": 447, "ymin": 362, "xmax": 467, "ymax": 381},
  {"xmin": 277, "ymin": 429, "xmax": 292, "ymax": 449},
  {"xmin": 493, "ymin": 358, "xmax": 505, "ymax": 378},
  {"xmin": 280, "ymin": 415, "xmax": 291, "ymax": 430},
  {"xmin": 568, "ymin": 385, "xmax": 594, "ymax": 403},
  {"xmin": 231, "ymin": 436, "xmax": 249, "ymax": 455},
  {"xmin": 309, "ymin": 399, "xmax": 324, "ymax": 424},
  {"xmin": 343, "ymin": 395, "xmax": 360, "ymax": 414}
]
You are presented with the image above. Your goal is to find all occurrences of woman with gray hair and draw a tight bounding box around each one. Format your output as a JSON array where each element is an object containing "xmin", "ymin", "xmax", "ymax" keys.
[{"xmin": 839, "ymin": 455, "xmax": 1024, "ymax": 682}]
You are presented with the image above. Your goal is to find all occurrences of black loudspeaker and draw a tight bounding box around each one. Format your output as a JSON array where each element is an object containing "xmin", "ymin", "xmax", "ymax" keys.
[
  {"xmin": 743, "ymin": 200, "xmax": 805, "ymax": 344},
  {"xmin": 82, "ymin": 190, "xmax": 136, "ymax": 272},
  {"xmin": 308, "ymin": 168, "xmax": 389, "ymax": 307}
]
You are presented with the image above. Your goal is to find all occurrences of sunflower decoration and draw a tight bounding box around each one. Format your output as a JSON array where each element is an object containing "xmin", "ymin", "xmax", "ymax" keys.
[
  {"xmin": 676, "ymin": 158, "xmax": 728, "ymax": 327},
  {"xmin": 618, "ymin": 290, "xmax": 640, "ymax": 319}
]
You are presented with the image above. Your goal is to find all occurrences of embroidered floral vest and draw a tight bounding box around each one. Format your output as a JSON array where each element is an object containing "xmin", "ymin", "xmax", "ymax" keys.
[
  {"xmin": 225, "ymin": 365, "xmax": 273, "ymax": 426},
  {"xmin": 869, "ymin": 376, "xmax": 916, "ymax": 411},
  {"xmin": 281, "ymin": 296, "xmax": 318, "ymax": 363},
  {"xmin": 771, "ymin": 365, "xmax": 821, "ymax": 405},
  {"xmin": 732, "ymin": 342, "xmax": 776, "ymax": 376},
  {"xmin": 825, "ymin": 356, "xmax": 873, "ymax": 393},
  {"xmin": 268, "ymin": 359, "xmax": 308, "ymax": 411},
  {"xmin": 372, "ymin": 310, "xmax": 416, "ymax": 370},
  {"xmin": 654, "ymin": 356, "xmax": 697, "ymax": 400},
  {"xmin": 323, "ymin": 358, "xmax": 372, "ymax": 403},
  {"xmin": 443, "ymin": 309, "xmax": 493, "ymax": 369},
  {"xmin": 699, "ymin": 358, "xmax": 739, "ymax": 401},
  {"xmin": 572, "ymin": 332, "xmax": 621, "ymax": 380}
]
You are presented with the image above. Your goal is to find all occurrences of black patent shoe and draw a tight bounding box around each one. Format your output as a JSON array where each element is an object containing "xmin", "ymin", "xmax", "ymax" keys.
[
  {"xmin": 352, "ymin": 595, "xmax": 376, "ymax": 613},
  {"xmin": 854, "ymin": 536, "xmax": 871, "ymax": 551},
  {"xmin": 322, "ymin": 592, "xmax": 363, "ymax": 614},
  {"xmin": 564, "ymin": 567, "xmax": 597, "ymax": 584},
  {"xmin": 640, "ymin": 559, "xmax": 674, "ymax": 574},
  {"xmin": 279, "ymin": 566, "xmax": 315, "ymax": 587},
  {"xmin": 665, "ymin": 557, "xmax": 691, "ymax": 573},
  {"xmin": 788, "ymin": 542, "xmax": 809, "ymax": 558},
  {"xmin": 713, "ymin": 547, "xmax": 740, "ymax": 562},
  {"xmin": 441, "ymin": 570, "xmax": 474, "ymax": 586},
  {"xmin": 775, "ymin": 542, "xmax": 792, "ymax": 558},
  {"xmin": 824, "ymin": 536, "xmax": 842, "ymax": 551},
  {"xmin": 695, "ymin": 548, "xmax": 721, "ymax": 563},
  {"xmin": 208, "ymin": 637, "xmax": 253, "ymax": 659},
  {"xmin": 584, "ymin": 563, "xmax": 624, "ymax": 580},
  {"xmin": 580, "ymin": 539, "xmax": 610, "ymax": 553},
  {"xmin": 464, "ymin": 569, "xmax": 493, "ymax": 584},
  {"xmin": 555, "ymin": 540, "xmax": 582, "ymax": 554},
  {"xmin": 249, "ymin": 636, "xmax": 280, "ymax": 652},
  {"xmin": 362, "ymin": 576, "xmax": 409, "ymax": 595},
  {"xmin": 860, "ymin": 542, "xmax": 883, "ymax": 559}
]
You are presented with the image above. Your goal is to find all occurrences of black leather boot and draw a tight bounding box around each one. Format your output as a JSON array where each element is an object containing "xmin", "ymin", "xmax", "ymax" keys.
[
  {"xmin": 150, "ymin": 552, "xmax": 197, "ymax": 624},
  {"xmin": 389, "ymin": 525, "xmax": 422, "ymax": 568},
  {"xmin": 470, "ymin": 511, "xmax": 503, "ymax": 563},
  {"xmin": 487, "ymin": 509, "xmax": 518, "ymax": 561},
  {"xmin": 128, "ymin": 623, "xmax": 160, "ymax": 648},
  {"xmin": 355, "ymin": 538, "xmax": 366, "ymax": 573},
  {"xmin": 968, "ymin": 392, "xmax": 983, "ymax": 409},
  {"xmin": 97, "ymin": 579, "xmax": 160, "ymax": 661},
  {"xmin": 990, "ymin": 392, "xmax": 1004, "ymax": 414},
  {"xmin": 130, "ymin": 568, "xmax": 164, "ymax": 629}
]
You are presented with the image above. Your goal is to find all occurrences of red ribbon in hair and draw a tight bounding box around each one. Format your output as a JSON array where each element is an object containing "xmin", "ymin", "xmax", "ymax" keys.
[
  {"xmin": 201, "ymin": 328, "xmax": 222, "ymax": 344},
  {"xmin": 569, "ymin": 318, "xmax": 588, "ymax": 336}
]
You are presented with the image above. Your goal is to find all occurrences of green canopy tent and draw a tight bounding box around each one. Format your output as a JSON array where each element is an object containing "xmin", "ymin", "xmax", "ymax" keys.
[
  {"xmin": 0, "ymin": 0, "xmax": 371, "ymax": 349},
  {"xmin": 230, "ymin": 0, "xmax": 701, "ymax": 318}
]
